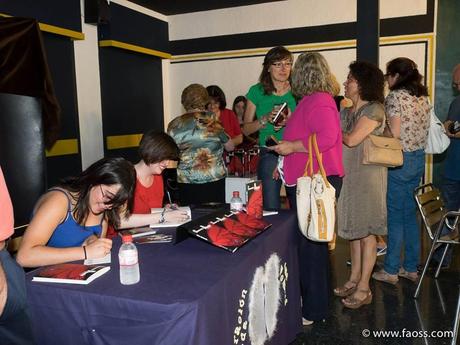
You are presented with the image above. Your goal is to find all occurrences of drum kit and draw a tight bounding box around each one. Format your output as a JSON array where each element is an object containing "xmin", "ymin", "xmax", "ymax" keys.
[{"xmin": 226, "ymin": 146, "xmax": 260, "ymax": 177}]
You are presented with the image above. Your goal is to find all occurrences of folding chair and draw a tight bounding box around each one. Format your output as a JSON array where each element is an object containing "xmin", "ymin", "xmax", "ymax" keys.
[{"xmin": 413, "ymin": 183, "xmax": 459, "ymax": 299}]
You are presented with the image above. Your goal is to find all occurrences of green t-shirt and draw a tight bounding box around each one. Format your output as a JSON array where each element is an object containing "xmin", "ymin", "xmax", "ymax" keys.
[{"xmin": 246, "ymin": 83, "xmax": 297, "ymax": 146}]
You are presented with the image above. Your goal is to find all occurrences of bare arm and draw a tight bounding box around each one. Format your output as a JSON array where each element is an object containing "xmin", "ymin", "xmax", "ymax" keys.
[
  {"xmin": 384, "ymin": 115, "xmax": 401, "ymax": 138},
  {"xmin": 343, "ymin": 116, "xmax": 380, "ymax": 147},
  {"xmin": 16, "ymin": 192, "xmax": 112, "ymax": 267},
  {"xmin": 242, "ymin": 100, "xmax": 267, "ymax": 136},
  {"xmin": 231, "ymin": 134, "xmax": 243, "ymax": 146},
  {"xmin": 119, "ymin": 209, "xmax": 190, "ymax": 229}
]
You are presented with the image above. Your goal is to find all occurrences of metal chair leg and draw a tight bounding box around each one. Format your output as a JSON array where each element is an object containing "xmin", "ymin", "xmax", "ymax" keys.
[
  {"xmin": 451, "ymin": 285, "xmax": 460, "ymax": 345},
  {"xmin": 435, "ymin": 244, "xmax": 450, "ymax": 278},
  {"xmin": 414, "ymin": 240, "xmax": 438, "ymax": 298}
]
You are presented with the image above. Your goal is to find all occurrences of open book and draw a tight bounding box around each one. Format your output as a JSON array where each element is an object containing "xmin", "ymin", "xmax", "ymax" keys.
[
  {"xmin": 150, "ymin": 206, "xmax": 192, "ymax": 228},
  {"xmin": 32, "ymin": 264, "xmax": 110, "ymax": 285}
]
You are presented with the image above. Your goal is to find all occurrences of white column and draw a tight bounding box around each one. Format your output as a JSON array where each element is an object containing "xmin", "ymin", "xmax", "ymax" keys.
[{"xmin": 74, "ymin": 1, "xmax": 104, "ymax": 169}]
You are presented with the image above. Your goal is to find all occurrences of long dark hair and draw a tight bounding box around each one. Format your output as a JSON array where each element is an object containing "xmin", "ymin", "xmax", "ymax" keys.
[
  {"xmin": 259, "ymin": 46, "xmax": 293, "ymax": 95},
  {"xmin": 386, "ymin": 57, "xmax": 428, "ymax": 97},
  {"xmin": 232, "ymin": 95, "xmax": 247, "ymax": 113},
  {"xmin": 59, "ymin": 157, "xmax": 136, "ymax": 228},
  {"xmin": 206, "ymin": 85, "xmax": 227, "ymax": 109},
  {"xmin": 349, "ymin": 61, "xmax": 384, "ymax": 103}
]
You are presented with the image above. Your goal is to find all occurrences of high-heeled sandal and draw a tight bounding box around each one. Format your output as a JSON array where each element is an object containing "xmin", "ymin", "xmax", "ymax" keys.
[
  {"xmin": 333, "ymin": 281, "xmax": 358, "ymax": 297},
  {"xmin": 342, "ymin": 289, "xmax": 372, "ymax": 309}
]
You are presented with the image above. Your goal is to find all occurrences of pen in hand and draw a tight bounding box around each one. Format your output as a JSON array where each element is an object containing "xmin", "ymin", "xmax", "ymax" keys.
[{"xmin": 166, "ymin": 190, "xmax": 178, "ymax": 210}]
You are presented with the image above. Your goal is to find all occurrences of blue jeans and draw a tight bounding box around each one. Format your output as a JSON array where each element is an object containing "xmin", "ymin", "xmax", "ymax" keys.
[
  {"xmin": 384, "ymin": 150, "xmax": 425, "ymax": 274},
  {"xmin": 0, "ymin": 247, "xmax": 34, "ymax": 345},
  {"xmin": 433, "ymin": 177, "xmax": 460, "ymax": 265},
  {"xmin": 257, "ymin": 148, "xmax": 282, "ymax": 210}
]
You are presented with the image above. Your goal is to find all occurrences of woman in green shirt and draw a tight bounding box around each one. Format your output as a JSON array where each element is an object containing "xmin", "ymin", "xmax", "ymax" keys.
[{"xmin": 242, "ymin": 46, "xmax": 296, "ymax": 210}]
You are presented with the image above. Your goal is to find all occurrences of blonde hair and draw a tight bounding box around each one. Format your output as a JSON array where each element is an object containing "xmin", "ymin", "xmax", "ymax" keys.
[{"xmin": 291, "ymin": 52, "xmax": 339, "ymax": 98}]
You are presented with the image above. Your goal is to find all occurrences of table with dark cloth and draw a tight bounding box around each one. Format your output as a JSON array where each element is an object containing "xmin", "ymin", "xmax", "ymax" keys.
[{"xmin": 25, "ymin": 211, "xmax": 302, "ymax": 345}]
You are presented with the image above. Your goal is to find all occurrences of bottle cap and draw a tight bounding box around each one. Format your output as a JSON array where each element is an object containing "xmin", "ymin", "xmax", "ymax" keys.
[
  {"xmin": 232, "ymin": 191, "xmax": 240, "ymax": 197},
  {"xmin": 122, "ymin": 234, "xmax": 133, "ymax": 243}
]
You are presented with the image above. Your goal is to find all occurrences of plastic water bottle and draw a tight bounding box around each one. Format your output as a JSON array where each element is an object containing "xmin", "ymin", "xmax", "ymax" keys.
[
  {"xmin": 230, "ymin": 191, "xmax": 244, "ymax": 212},
  {"xmin": 119, "ymin": 234, "xmax": 140, "ymax": 285}
]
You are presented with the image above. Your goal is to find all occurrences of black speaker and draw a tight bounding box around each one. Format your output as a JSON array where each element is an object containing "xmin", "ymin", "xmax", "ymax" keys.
[{"xmin": 85, "ymin": 0, "xmax": 111, "ymax": 25}]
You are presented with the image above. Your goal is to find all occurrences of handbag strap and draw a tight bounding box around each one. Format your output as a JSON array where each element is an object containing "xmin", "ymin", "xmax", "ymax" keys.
[
  {"xmin": 302, "ymin": 134, "xmax": 331, "ymax": 188},
  {"xmin": 311, "ymin": 134, "xmax": 331, "ymax": 188},
  {"xmin": 302, "ymin": 136, "xmax": 314, "ymax": 177}
]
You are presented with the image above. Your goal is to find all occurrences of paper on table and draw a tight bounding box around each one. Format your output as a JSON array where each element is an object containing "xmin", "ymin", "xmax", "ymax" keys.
[{"xmin": 84, "ymin": 252, "xmax": 111, "ymax": 265}]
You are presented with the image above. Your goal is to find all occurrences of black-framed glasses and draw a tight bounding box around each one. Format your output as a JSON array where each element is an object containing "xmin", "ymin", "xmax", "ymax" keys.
[
  {"xmin": 99, "ymin": 185, "xmax": 108, "ymax": 200},
  {"xmin": 271, "ymin": 61, "xmax": 292, "ymax": 69}
]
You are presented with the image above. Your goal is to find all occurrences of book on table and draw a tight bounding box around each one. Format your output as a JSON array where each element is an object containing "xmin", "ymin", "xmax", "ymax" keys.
[
  {"xmin": 119, "ymin": 226, "xmax": 158, "ymax": 238},
  {"xmin": 32, "ymin": 263, "xmax": 110, "ymax": 285},
  {"xmin": 177, "ymin": 209, "xmax": 271, "ymax": 253},
  {"xmin": 150, "ymin": 206, "xmax": 192, "ymax": 228}
]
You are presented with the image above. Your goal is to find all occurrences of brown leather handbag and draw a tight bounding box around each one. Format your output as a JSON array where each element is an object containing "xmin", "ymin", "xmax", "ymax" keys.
[{"xmin": 362, "ymin": 123, "xmax": 403, "ymax": 167}]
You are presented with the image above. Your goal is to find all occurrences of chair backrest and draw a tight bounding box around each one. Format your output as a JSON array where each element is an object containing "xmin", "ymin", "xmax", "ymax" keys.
[{"xmin": 414, "ymin": 183, "xmax": 445, "ymax": 239}]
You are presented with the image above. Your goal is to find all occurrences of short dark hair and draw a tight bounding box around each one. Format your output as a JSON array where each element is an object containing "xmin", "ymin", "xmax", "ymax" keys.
[
  {"xmin": 386, "ymin": 57, "xmax": 428, "ymax": 97},
  {"xmin": 232, "ymin": 95, "xmax": 247, "ymax": 113},
  {"xmin": 349, "ymin": 61, "xmax": 385, "ymax": 103},
  {"xmin": 206, "ymin": 85, "xmax": 227, "ymax": 110},
  {"xmin": 60, "ymin": 157, "xmax": 136, "ymax": 228},
  {"xmin": 259, "ymin": 46, "xmax": 293, "ymax": 95},
  {"xmin": 139, "ymin": 131, "xmax": 179, "ymax": 164}
]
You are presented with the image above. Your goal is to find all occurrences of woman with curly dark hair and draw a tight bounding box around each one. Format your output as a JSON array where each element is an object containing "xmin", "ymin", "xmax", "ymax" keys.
[
  {"xmin": 334, "ymin": 61, "xmax": 387, "ymax": 309},
  {"xmin": 373, "ymin": 57, "xmax": 430, "ymax": 285},
  {"xmin": 242, "ymin": 46, "xmax": 297, "ymax": 210}
]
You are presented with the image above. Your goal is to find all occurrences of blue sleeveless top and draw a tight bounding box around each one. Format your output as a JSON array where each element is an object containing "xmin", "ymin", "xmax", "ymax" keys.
[{"xmin": 47, "ymin": 189, "xmax": 103, "ymax": 248}]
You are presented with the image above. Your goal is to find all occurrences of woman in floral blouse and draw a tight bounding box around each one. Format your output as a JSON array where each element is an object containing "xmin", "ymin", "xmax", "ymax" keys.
[
  {"xmin": 372, "ymin": 57, "xmax": 430, "ymax": 285},
  {"xmin": 167, "ymin": 84, "xmax": 235, "ymax": 205}
]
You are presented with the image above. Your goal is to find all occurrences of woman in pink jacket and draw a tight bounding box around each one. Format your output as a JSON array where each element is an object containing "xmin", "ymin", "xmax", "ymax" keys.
[{"xmin": 270, "ymin": 52, "xmax": 344, "ymax": 325}]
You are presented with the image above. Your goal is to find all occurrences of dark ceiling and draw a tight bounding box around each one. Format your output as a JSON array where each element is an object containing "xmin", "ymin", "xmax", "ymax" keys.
[{"xmin": 127, "ymin": 0, "xmax": 282, "ymax": 16}]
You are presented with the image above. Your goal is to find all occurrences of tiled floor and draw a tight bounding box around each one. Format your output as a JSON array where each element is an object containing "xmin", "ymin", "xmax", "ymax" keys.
[{"xmin": 291, "ymin": 237, "xmax": 459, "ymax": 345}]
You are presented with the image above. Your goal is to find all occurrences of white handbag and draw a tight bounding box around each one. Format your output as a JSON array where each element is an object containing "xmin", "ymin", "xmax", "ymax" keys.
[
  {"xmin": 425, "ymin": 106, "xmax": 450, "ymax": 154},
  {"xmin": 296, "ymin": 134, "xmax": 336, "ymax": 242}
]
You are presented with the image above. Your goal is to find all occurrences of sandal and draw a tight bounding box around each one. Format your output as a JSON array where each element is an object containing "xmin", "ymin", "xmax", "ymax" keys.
[
  {"xmin": 342, "ymin": 290, "xmax": 372, "ymax": 309},
  {"xmin": 398, "ymin": 268, "xmax": 419, "ymax": 283},
  {"xmin": 333, "ymin": 281, "xmax": 358, "ymax": 297}
]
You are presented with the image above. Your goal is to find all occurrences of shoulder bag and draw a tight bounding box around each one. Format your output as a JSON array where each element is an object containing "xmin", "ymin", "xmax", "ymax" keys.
[
  {"xmin": 425, "ymin": 106, "xmax": 450, "ymax": 154},
  {"xmin": 362, "ymin": 118, "xmax": 403, "ymax": 167},
  {"xmin": 296, "ymin": 134, "xmax": 336, "ymax": 242}
]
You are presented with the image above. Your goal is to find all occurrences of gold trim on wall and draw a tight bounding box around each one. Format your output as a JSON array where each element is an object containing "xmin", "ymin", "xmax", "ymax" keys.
[
  {"xmin": 45, "ymin": 139, "xmax": 79, "ymax": 157},
  {"xmin": 99, "ymin": 40, "xmax": 171, "ymax": 59},
  {"xmin": 0, "ymin": 13, "xmax": 84, "ymax": 40},
  {"xmin": 106, "ymin": 134, "xmax": 143, "ymax": 150}
]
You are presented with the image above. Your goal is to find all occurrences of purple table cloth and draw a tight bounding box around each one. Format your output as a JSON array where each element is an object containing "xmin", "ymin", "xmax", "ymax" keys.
[{"xmin": 26, "ymin": 210, "xmax": 302, "ymax": 345}]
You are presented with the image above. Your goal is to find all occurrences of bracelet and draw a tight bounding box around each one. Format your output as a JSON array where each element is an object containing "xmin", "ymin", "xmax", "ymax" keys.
[
  {"xmin": 258, "ymin": 117, "xmax": 267, "ymax": 126},
  {"xmin": 83, "ymin": 246, "xmax": 87, "ymax": 260}
]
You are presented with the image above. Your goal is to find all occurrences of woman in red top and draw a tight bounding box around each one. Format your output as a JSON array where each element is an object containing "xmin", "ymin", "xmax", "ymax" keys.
[
  {"xmin": 207, "ymin": 85, "xmax": 243, "ymax": 147},
  {"xmin": 107, "ymin": 131, "xmax": 190, "ymax": 237}
]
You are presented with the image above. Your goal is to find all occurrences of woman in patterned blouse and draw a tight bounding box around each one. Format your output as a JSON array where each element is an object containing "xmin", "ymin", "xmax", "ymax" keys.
[
  {"xmin": 373, "ymin": 57, "xmax": 430, "ymax": 285},
  {"xmin": 167, "ymin": 84, "xmax": 235, "ymax": 205}
]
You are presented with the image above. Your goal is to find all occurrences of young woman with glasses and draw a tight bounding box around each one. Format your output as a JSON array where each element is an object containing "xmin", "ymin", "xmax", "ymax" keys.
[{"xmin": 17, "ymin": 157, "xmax": 136, "ymax": 267}]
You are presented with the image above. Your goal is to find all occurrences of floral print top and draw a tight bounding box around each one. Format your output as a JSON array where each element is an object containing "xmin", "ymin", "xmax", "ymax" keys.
[
  {"xmin": 384, "ymin": 89, "xmax": 430, "ymax": 152},
  {"xmin": 167, "ymin": 111, "xmax": 230, "ymax": 184}
]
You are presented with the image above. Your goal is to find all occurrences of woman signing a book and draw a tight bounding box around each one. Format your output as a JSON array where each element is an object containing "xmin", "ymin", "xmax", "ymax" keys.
[
  {"xmin": 106, "ymin": 130, "xmax": 190, "ymax": 237},
  {"xmin": 16, "ymin": 157, "xmax": 136, "ymax": 267}
]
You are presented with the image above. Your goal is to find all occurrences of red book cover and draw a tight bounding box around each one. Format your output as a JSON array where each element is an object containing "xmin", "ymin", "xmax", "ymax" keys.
[
  {"xmin": 246, "ymin": 180, "xmax": 263, "ymax": 218},
  {"xmin": 32, "ymin": 264, "xmax": 110, "ymax": 285}
]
